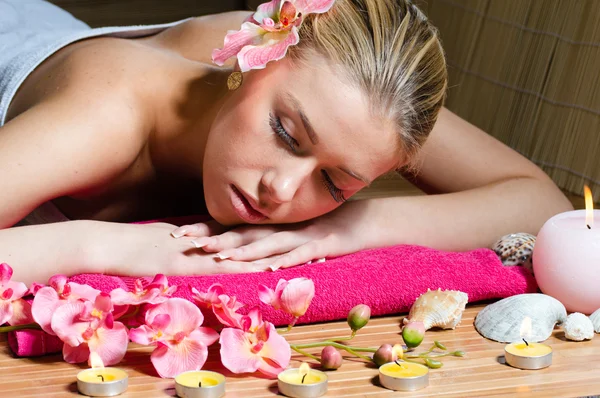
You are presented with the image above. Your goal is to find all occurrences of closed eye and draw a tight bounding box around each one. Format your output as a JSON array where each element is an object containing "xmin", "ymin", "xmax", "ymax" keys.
[
  {"xmin": 269, "ymin": 113, "xmax": 298, "ymax": 152},
  {"xmin": 269, "ymin": 113, "xmax": 346, "ymax": 203}
]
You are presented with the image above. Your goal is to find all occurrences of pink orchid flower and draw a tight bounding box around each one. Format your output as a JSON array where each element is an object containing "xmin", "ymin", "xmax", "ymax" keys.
[
  {"xmin": 191, "ymin": 284, "xmax": 245, "ymax": 328},
  {"xmin": 32, "ymin": 275, "xmax": 100, "ymax": 335},
  {"xmin": 220, "ymin": 307, "xmax": 290, "ymax": 377},
  {"xmin": 212, "ymin": 0, "xmax": 336, "ymax": 72},
  {"xmin": 0, "ymin": 263, "xmax": 29, "ymax": 325},
  {"xmin": 129, "ymin": 298, "xmax": 219, "ymax": 378},
  {"xmin": 110, "ymin": 274, "xmax": 177, "ymax": 306},
  {"xmin": 51, "ymin": 293, "xmax": 128, "ymax": 366},
  {"xmin": 259, "ymin": 277, "xmax": 315, "ymax": 318},
  {"xmin": 190, "ymin": 284, "xmax": 226, "ymax": 308}
]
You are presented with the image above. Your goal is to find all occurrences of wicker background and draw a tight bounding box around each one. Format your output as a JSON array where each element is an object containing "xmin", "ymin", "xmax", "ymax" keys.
[
  {"xmin": 47, "ymin": 0, "xmax": 599, "ymax": 203},
  {"xmin": 425, "ymin": 0, "xmax": 600, "ymax": 202}
]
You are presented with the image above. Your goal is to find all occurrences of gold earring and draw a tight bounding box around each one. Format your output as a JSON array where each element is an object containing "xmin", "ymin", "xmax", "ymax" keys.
[{"xmin": 227, "ymin": 71, "xmax": 243, "ymax": 91}]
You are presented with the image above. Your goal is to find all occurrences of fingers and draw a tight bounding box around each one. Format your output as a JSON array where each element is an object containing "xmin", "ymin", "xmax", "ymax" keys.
[
  {"xmin": 171, "ymin": 221, "xmax": 227, "ymax": 238},
  {"xmin": 216, "ymin": 231, "xmax": 312, "ymax": 261},
  {"xmin": 193, "ymin": 226, "xmax": 278, "ymax": 254},
  {"xmin": 269, "ymin": 239, "xmax": 331, "ymax": 271}
]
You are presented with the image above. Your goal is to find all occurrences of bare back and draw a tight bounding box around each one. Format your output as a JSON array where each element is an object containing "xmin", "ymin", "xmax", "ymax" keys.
[{"xmin": 0, "ymin": 11, "xmax": 250, "ymax": 226}]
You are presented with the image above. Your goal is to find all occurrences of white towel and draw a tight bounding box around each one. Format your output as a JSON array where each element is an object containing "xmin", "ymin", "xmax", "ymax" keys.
[{"xmin": 0, "ymin": 0, "xmax": 189, "ymax": 126}]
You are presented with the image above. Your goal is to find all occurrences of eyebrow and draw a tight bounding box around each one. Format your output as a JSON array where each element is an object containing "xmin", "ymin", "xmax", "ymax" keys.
[{"xmin": 284, "ymin": 93, "xmax": 372, "ymax": 186}]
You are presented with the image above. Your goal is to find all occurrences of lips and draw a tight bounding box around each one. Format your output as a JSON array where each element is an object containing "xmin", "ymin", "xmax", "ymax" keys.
[{"xmin": 230, "ymin": 185, "xmax": 267, "ymax": 223}]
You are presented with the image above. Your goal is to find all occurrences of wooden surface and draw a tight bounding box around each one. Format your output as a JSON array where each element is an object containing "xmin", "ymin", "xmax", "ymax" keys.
[{"xmin": 1, "ymin": 303, "xmax": 600, "ymax": 397}]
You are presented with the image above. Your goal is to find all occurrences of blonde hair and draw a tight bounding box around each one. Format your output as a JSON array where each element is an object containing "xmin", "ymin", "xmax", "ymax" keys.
[{"xmin": 289, "ymin": 0, "xmax": 447, "ymax": 169}]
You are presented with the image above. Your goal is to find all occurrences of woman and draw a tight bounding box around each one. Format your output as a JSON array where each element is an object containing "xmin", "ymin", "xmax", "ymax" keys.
[{"xmin": 0, "ymin": 0, "xmax": 572, "ymax": 285}]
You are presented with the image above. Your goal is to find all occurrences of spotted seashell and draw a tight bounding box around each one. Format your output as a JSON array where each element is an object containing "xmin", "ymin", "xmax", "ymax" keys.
[
  {"xmin": 491, "ymin": 232, "xmax": 536, "ymax": 272},
  {"xmin": 474, "ymin": 293, "xmax": 567, "ymax": 343},
  {"xmin": 564, "ymin": 313, "xmax": 594, "ymax": 341},
  {"xmin": 403, "ymin": 288, "xmax": 468, "ymax": 330}
]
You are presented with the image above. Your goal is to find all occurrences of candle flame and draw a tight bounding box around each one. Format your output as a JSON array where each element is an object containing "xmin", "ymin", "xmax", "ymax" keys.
[
  {"xmin": 89, "ymin": 352, "xmax": 105, "ymax": 369},
  {"xmin": 520, "ymin": 317, "xmax": 532, "ymax": 340},
  {"xmin": 584, "ymin": 185, "xmax": 594, "ymax": 228},
  {"xmin": 392, "ymin": 344, "xmax": 404, "ymax": 360},
  {"xmin": 299, "ymin": 362, "xmax": 310, "ymax": 377}
]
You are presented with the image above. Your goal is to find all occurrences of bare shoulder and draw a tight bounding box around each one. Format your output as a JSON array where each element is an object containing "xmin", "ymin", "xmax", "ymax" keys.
[
  {"xmin": 0, "ymin": 39, "xmax": 157, "ymax": 226},
  {"xmin": 148, "ymin": 11, "xmax": 253, "ymax": 65}
]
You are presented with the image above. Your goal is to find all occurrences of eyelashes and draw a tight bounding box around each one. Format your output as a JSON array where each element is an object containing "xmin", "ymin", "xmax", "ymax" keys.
[
  {"xmin": 269, "ymin": 113, "xmax": 346, "ymax": 203},
  {"xmin": 269, "ymin": 113, "xmax": 298, "ymax": 151}
]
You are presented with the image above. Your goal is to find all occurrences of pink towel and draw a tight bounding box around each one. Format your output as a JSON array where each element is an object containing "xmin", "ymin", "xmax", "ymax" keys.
[{"xmin": 8, "ymin": 244, "xmax": 537, "ymax": 357}]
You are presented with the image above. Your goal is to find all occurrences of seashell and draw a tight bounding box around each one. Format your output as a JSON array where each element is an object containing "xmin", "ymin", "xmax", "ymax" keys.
[
  {"xmin": 491, "ymin": 233, "xmax": 536, "ymax": 273},
  {"xmin": 590, "ymin": 308, "xmax": 600, "ymax": 333},
  {"xmin": 403, "ymin": 288, "xmax": 468, "ymax": 330},
  {"xmin": 474, "ymin": 293, "xmax": 567, "ymax": 343},
  {"xmin": 563, "ymin": 313, "xmax": 594, "ymax": 341}
]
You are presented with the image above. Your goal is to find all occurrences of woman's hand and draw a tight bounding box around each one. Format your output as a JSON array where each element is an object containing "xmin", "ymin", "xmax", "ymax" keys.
[
  {"xmin": 170, "ymin": 201, "xmax": 378, "ymax": 270},
  {"xmin": 89, "ymin": 221, "xmax": 267, "ymax": 277}
]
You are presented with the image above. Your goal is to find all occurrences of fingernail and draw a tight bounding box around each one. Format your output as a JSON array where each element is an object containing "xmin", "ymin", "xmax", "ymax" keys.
[
  {"xmin": 215, "ymin": 252, "xmax": 230, "ymax": 260},
  {"xmin": 171, "ymin": 227, "xmax": 187, "ymax": 238},
  {"xmin": 316, "ymin": 258, "xmax": 326, "ymax": 263},
  {"xmin": 269, "ymin": 264, "xmax": 282, "ymax": 271},
  {"xmin": 191, "ymin": 240, "xmax": 207, "ymax": 249}
]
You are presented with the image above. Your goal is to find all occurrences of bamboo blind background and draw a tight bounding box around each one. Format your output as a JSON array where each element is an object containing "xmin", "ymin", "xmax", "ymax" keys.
[{"xmin": 424, "ymin": 0, "xmax": 600, "ymax": 202}]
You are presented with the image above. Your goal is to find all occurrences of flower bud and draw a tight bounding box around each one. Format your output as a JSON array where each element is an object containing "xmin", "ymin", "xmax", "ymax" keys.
[
  {"xmin": 347, "ymin": 304, "xmax": 371, "ymax": 332},
  {"xmin": 434, "ymin": 341, "xmax": 447, "ymax": 350},
  {"xmin": 320, "ymin": 346, "xmax": 342, "ymax": 370},
  {"xmin": 425, "ymin": 358, "xmax": 443, "ymax": 369},
  {"xmin": 372, "ymin": 343, "xmax": 404, "ymax": 367},
  {"xmin": 402, "ymin": 321, "xmax": 425, "ymax": 348},
  {"xmin": 373, "ymin": 344, "xmax": 393, "ymax": 367}
]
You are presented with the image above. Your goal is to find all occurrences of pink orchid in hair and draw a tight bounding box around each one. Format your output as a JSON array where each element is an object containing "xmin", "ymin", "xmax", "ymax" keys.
[
  {"xmin": 259, "ymin": 277, "xmax": 315, "ymax": 318},
  {"xmin": 220, "ymin": 307, "xmax": 290, "ymax": 377},
  {"xmin": 0, "ymin": 263, "xmax": 29, "ymax": 325},
  {"xmin": 51, "ymin": 293, "xmax": 128, "ymax": 366},
  {"xmin": 191, "ymin": 284, "xmax": 245, "ymax": 328},
  {"xmin": 110, "ymin": 274, "xmax": 177, "ymax": 306},
  {"xmin": 212, "ymin": 0, "xmax": 336, "ymax": 72},
  {"xmin": 32, "ymin": 274, "xmax": 100, "ymax": 335},
  {"xmin": 129, "ymin": 298, "xmax": 219, "ymax": 378}
]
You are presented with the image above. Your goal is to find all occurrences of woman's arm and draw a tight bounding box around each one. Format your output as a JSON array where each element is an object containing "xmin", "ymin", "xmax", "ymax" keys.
[
  {"xmin": 381, "ymin": 107, "xmax": 574, "ymax": 249},
  {"xmin": 2, "ymin": 220, "xmax": 266, "ymax": 286}
]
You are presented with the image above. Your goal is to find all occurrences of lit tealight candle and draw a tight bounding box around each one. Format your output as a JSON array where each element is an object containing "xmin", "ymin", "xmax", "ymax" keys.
[
  {"xmin": 174, "ymin": 370, "xmax": 226, "ymax": 398},
  {"xmin": 504, "ymin": 317, "xmax": 552, "ymax": 370},
  {"xmin": 533, "ymin": 185, "xmax": 600, "ymax": 313},
  {"xmin": 277, "ymin": 363, "xmax": 328, "ymax": 398},
  {"xmin": 76, "ymin": 353, "xmax": 128, "ymax": 397},
  {"xmin": 378, "ymin": 360, "xmax": 429, "ymax": 391}
]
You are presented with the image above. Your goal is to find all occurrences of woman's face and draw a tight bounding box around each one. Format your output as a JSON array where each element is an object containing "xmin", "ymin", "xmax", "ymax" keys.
[{"xmin": 203, "ymin": 54, "xmax": 400, "ymax": 225}]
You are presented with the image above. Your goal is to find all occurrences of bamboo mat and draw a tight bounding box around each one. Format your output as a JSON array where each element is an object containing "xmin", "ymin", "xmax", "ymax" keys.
[{"xmin": 1, "ymin": 303, "xmax": 600, "ymax": 397}]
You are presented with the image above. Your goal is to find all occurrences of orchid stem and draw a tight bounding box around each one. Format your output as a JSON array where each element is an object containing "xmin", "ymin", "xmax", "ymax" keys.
[
  {"xmin": 291, "ymin": 346, "xmax": 321, "ymax": 362},
  {"xmin": 0, "ymin": 323, "xmax": 41, "ymax": 333},
  {"xmin": 405, "ymin": 351, "xmax": 455, "ymax": 359},
  {"xmin": 277, "ymin": 317, "xmax": 298, "ymax": 334},
  {"xmin": 291, "ymin": 342, "xmax": 374, "ymax": 362},
  {"xmin": 325, "ymin": 330, "xmax": 356, "ymax": 342}
]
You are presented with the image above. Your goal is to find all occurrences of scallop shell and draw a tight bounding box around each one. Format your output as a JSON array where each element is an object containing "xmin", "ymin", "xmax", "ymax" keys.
[
  {"xmin": 563, "ymin": 313, "xmax": 594, "ymax": 341},
  {"xmin": 590, "ymin": 308, "xmax": 600, "ymax": 333},
  {"xmin": 403, "ymin": 288, "xmax": 468, "ymax": 330},
  {"xmin": 474, "ymin": 293, "xmax": 567, "ymax": 343},
  {"xmin": 491, "ymin": 233, "xmax": 536, "ymax": 272}
]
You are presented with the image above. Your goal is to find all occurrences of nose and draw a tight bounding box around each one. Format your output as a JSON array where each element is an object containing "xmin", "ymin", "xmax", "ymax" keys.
[{"xmin": 260, "ymin": 159, "xmax": 314, "ymax": 204}]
